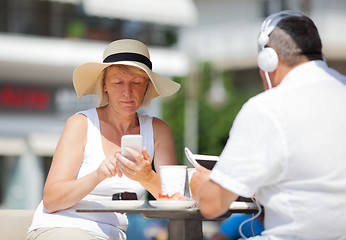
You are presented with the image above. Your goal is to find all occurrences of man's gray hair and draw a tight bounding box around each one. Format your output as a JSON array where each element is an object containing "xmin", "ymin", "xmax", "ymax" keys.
[{"xmin": 268, "ymin": 15, "xmax": 323, "ymax": 67}]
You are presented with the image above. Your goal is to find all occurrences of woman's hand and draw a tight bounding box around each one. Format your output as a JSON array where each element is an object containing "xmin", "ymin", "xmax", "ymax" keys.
[
  {"xmin": 189, "ymin": 164, "xmax": 211, "ymax": 200},
  {"xmin": 115, "ymin": 147, "xmax": 154, "ymax": 183},
  {"xmin": 96, "ymin": 155, "xmax": 120, "ymax": 182}
]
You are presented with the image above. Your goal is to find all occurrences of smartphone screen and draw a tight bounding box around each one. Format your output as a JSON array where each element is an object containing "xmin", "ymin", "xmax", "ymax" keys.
[{"xmin": 121, "ymin": 135, "xmax": 143, "ymax": 162}]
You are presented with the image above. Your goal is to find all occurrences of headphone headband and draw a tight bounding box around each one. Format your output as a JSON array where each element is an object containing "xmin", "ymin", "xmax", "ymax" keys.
[{"xmin": 258, "ymin": 10, "xmax": 307, "ymax": 49}]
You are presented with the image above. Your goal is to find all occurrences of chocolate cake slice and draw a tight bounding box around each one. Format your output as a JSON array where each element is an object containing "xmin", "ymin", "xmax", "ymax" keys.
[{"xmin": 112, "ymin": 192, "xmax": 138, "ymax": 200}]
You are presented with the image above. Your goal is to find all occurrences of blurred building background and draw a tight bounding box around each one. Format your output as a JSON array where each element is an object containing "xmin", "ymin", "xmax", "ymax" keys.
[{"xmin": 0, "ymin": 0, "xmax": 345, "ymax": 238}]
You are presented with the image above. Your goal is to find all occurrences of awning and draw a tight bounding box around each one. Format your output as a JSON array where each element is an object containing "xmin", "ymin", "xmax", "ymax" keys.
[
  {"xmin": 0, "ymin": 33, "xmax": 189, "ymax": 84},
  {"xmin": 44, "ymin": 0, "xmax": 198, "ymax": 26}
]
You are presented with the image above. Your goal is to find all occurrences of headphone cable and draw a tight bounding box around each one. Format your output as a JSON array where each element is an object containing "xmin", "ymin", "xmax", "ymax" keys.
[
  {"xmin": 265, "ymin": 71, "xmax": 272, "ymax": 89},
  {"xmin": 238, "ymin": 197, "xmax": 262, "ymax": 238}
]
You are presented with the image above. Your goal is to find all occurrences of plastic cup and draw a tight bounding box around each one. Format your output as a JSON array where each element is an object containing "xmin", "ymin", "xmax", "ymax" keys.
[
  {"xmin": 187, "ymin": 168, "xmax": 197, "ymax": 198},
  {"xmin": 160, "ymin": 165, "xmax": 187, "ymax": 197}
]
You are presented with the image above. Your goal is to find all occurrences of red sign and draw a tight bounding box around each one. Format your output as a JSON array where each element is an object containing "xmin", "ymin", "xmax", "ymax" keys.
[{"xmin": 0, "ymin": 83, "xmax": 52, "ymax": 111}]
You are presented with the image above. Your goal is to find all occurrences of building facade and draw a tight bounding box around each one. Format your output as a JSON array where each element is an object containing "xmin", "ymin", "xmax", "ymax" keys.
[{"xmin": 0, "ymin": 0, "xmax": 345, "ymax": 209}]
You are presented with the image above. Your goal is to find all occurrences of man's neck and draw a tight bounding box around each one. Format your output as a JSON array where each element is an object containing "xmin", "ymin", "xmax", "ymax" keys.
[{"xmin": 273, "ymin": 58, "xmax": 310, "ymax": 87}]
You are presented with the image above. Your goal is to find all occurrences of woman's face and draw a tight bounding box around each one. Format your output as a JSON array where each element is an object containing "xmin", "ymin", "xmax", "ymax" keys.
[{"xmin": 104, "ymin": 66, "xmax": 149, "ymax": 114}]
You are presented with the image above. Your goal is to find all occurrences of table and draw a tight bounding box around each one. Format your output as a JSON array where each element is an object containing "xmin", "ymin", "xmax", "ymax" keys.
[{"xmin": 76, "ymin": 201, "xmax": 259, "ymax": 240}]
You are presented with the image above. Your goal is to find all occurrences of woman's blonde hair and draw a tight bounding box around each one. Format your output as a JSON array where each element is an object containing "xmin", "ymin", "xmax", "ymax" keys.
[{"xmin": 97, "ymin": 64, "xmax": 151, "ymax": 107}]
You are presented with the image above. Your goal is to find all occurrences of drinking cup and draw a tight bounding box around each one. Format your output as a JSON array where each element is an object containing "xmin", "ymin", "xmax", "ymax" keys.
[{"xmin": 160, "ymin": 165, "xmax": 187, "ymax": 197}]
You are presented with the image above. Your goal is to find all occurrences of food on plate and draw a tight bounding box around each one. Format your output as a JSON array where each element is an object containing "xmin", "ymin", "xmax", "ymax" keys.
[
  {"xmin": 158, "ymin": 192, "xmax": 187, "ymax": 201},
  {"xmin": 112, "ymin": 192, "xmax": 138, "ymax": 200}
]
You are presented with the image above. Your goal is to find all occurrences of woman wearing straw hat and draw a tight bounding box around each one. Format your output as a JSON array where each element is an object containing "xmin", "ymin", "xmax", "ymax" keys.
[{"xmin": 27, "ymin": 39, "xmax": 181, "ymax": 240}]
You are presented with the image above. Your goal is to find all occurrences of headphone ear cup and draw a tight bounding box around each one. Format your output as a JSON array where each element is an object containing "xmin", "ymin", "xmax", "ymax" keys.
[{"xmin": 257, "ymin": 47, "xmax": 279, "ymax": 72}]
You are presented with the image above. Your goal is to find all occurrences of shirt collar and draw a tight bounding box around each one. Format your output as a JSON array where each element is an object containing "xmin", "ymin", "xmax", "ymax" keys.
[{"xmin": 279, "ymin": 60, "xmax": 328, "ymax": 87}]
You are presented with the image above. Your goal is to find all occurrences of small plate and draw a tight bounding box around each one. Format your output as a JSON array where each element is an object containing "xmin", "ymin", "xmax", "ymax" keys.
[
  {"xmin": 97, "ymin": 200, "xmax": 145, "ymax": 209},
  {"xmin": 149, "ymin": 200, "xmax": 196, "ymax": 210}
]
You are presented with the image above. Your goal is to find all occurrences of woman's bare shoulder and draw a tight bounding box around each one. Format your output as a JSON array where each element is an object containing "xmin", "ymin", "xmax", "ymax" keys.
[
  {"xmin": 152, "ymin": 117, "xmax": 174, "ymax": 142},
  {"xmin": 59, "ymin": 113, "xmax": 88, "ymax": 143},
  {"xmin": 152, "ymin": 117, "xmax": 170, "ymax": 130},
  {"xmin": 56, "ymin": 113, "xmax": 88, "ymax": 154},
  {"xmin": 66, "ymin": 113, "xmax": 88, "ymax": 128}
]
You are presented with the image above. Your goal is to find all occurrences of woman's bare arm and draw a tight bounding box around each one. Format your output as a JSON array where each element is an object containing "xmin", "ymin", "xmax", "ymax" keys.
[
  {"xmin": 43, "ymin": 114, "xmax": 117, "ymax": 213},
  {"xmin": 152, "ymin": 117, "xmax": 178, "ymax": 172}
]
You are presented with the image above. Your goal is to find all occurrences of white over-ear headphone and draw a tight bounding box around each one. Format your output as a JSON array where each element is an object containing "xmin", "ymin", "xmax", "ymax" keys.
[{"xmin": 257, "ymin": 10, "xmax": 306, "ymax": 89}]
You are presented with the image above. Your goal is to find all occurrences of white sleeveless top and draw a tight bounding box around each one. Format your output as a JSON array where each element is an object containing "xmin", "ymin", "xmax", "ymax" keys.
[{"xmin": 28, "ymin": 108, "xmax": 154, "ymax": 240}]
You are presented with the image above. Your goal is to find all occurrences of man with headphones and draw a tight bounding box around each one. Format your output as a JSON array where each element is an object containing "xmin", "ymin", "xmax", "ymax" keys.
[{"xmin": 190, "ymin": 10, "xmax": 346, "ymax": 239}]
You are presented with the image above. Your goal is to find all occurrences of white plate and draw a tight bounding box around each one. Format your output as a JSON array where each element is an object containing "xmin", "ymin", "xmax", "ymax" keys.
[
  {"xmin": 97, "ymin": 200, "xmax": 145, "ymax": 209},
  {"xmin": 149, "ymin": 200, "xmax": 196, "ymax": 210}
]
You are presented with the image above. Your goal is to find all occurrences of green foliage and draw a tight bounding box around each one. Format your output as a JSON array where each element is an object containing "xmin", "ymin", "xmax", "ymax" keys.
[
  {"xmin": 161, "ymin": 76, "xmax": 186, "ymax": 164},
  {"xmin": 162, "ymin": 63, "xmax": 263, "ymax": 164}
]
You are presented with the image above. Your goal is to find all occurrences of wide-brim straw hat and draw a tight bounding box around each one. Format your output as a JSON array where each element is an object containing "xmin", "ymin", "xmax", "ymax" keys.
[{"xmin": 73, "ymin": 39, "xmax": 181, "ymax": 105}]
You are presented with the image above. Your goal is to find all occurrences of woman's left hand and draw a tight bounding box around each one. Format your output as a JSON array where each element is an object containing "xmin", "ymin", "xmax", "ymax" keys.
[{"xmin": 115, "ymin": 147, "xmax": 154, "ymax": 183}]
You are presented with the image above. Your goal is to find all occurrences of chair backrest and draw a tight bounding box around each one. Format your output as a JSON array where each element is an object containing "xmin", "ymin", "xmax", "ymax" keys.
[{"xmin": 0, "ymin": 209, "xmax": 34, "ymax": 240}]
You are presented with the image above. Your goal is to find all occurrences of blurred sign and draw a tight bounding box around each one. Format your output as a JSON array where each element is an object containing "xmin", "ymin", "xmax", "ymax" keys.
[
  {"xmin": 0, "ymin": 83, "xmax": 52, "ymax": 111},
  {"xmin": 0, "ymin": 83, "xmax": 96, "ymax": 113}
]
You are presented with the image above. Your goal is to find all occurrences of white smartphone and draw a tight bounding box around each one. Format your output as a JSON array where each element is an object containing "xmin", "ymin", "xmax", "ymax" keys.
[
  {"xmin": 184, "ymin": 147, "xmax": 198, "ymax": 167},
  {"xmin": 121, "ymin": 135, "xmax": 143, "ymax": 162}
]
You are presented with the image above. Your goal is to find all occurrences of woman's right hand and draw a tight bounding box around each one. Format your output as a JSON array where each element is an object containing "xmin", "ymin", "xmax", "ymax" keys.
[{"xmin": 96, "ymin": 155, "xmax": 120, "ymax": 181}]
